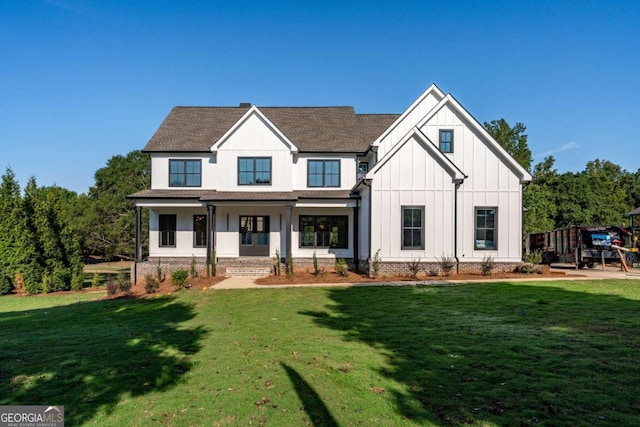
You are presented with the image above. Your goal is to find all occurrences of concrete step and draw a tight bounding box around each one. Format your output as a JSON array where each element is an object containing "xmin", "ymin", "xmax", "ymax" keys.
[{"xmin": 225, "ymin": 267, "xmax": 272, "ymax": 278}]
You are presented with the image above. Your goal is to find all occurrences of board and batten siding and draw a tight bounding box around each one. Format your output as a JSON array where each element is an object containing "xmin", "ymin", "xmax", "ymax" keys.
[
  {"xmin": 375, "ymin": 90, "xmax": 443, "ymax": 160},
  {"xmin": 150, "ymin": 153, "xmax": 213, "ymax": 190},
  {"xmin": 370, "ymin": 134, "xmax": 456, "ymax": 262},
  {"xmin": 419, "ymin": 103, "xmax": 524, "ymax": 262}
]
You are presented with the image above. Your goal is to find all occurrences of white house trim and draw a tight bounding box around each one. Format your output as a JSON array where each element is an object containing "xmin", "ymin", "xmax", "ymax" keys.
[{"xmin": 210, "ymin": 105, "xmax": 299, "ymax": 154}]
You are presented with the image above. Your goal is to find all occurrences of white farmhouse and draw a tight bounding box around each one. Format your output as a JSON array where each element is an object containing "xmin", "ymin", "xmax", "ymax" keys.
[{"xmin": 129, "ymin": 84, "xmax": 532, "ymax": 280}]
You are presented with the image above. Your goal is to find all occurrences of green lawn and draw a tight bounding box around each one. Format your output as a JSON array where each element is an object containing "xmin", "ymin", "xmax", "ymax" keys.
[{"xmin": 1, "ymin": 280, "xmax": 639, "ymax": 426}]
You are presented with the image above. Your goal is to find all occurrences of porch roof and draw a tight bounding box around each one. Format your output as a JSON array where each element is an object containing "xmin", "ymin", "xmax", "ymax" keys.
[{"xmin": 128, "ymin": 189, "xmax": 358, "ymax": 202}]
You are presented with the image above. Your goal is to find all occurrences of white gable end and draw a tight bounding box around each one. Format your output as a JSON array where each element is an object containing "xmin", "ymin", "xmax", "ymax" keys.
[
  {"xmin": 373, "ymin": 84, "xmax": 445, "ymax": 159},
  {"xmin": 212, "ymin": 108, "xmax": 296, "ymax": 191}
]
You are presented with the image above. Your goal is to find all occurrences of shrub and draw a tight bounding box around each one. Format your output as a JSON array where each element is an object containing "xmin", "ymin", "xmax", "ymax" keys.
[
  {"xmin": 41, "ymin": 271, "xmax": 50, "ymax": 294},
  {"xmin": 481, "ymin": 255, "xmax": 495, "ymax": 276},
  {"xmin": 91, "ymin": 272, "xmax": 101, "ymax": 288},
  {"xmin": 335, "ymin": 258, "xmax": 349, "ymax": 277},
  {"xmin": 0, "ymin": 275, "xmax": 11, "ymax": 295},
  {"xmin": 156, "ymin": 259, "xmax": 163, "ymax": 282},
  {"xmin": 274, "ymin": 248, "xmax": 281, "ymax": 276},
  {"xmin": 171, "ymin": 269, "xmax": 189, "ymax": 289},
  {"xmin": 13, "ymin": 272, "xmax": 26, "ymax": 295},
  {"xmin": 437, "ymin": 254, "xmax": 456, "ymax": 276},
  {"xmin": 190, "ymin": 256, "xmax": 197, "ymax": 278},
  {"xmin": 517, "ymin": 262, "xmax": 544, "ymax": 274},
  {"xmin": 119, "ymin": 279, "xmax": 132, "ymax": 294},
  {"xmin": 70, "ymin": 272, "xmax": 83, "ymax": 291},
  {"xmin": 105, "ymin": 280, "xmax": 119, "ymax": 296},
  {"xmin": 312, "ymin": 251, "xmax": 320, "ymax": 275},
  {"xmin": 427, "ymin": 265, "xmax": 440, "ymax": 276},
  {"xmin": 407, "ymin": 259, "xmax": 422, "ymax": 278},
  {"xmin": 524, "ymin": 250, "xmax": 543, "ymax": 265},
  {"xmin": 371, "ymin": 249, "xmax": 382, "ymax": 278},
  {"xmin": 144, "ymin": 274, "xmax": 158, "ymax": 294}
]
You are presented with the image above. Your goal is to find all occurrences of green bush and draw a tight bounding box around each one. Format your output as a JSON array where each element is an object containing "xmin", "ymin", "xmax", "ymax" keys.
[
  {"xmin": 524, "ymin": 250, "xmax": 543, "ymax": 264},
  {"xmin": 171, "ymin": 269, "xmax": 189, "ymax": 289},
  {"xmin": 335, "ymin": 258, "xmax": 349, "ymax": 277},
  {"xmin": 91, "ymin": 272, "xmax": 101, "ymax": 288},
  {"xmin": 0, "ymin": 275, "xmax": 12, "ymax": 295},
  {"xmin": 312, "ymin": 251, "xmax": 320, "ymax": 275},
  {"xmin": 370, "ymin": 249, "xmax": 381, "ymax": 278}
]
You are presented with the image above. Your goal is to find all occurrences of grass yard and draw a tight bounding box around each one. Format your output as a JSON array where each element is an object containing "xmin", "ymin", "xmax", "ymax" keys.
[{"xmin": 1, "ymin": 280, "xmax": 639, "ymax": 426}]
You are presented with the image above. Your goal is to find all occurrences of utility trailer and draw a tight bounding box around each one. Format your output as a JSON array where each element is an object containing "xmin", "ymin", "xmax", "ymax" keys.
[{"xmin": 526, "ymin": 225, "xmax": 630, "ymax": 268}]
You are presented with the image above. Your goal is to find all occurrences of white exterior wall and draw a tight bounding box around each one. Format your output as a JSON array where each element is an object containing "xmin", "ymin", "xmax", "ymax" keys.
[
  {"xmin": 375, "ymin": 91, "xmax": 442, "ymax": 160},
  {"xmin": 216, "ymin": 112, "xmax": 294, "ymax": 191},
  {"xmin": 151, "ymin": 153, "xmax": 214, "ymax": 190},
  {"xmin": 370, "ymin": 135, "xmax": 456, "ymax": 262},
  {"xmin": 419, "ymin": 104, "xmax": 523, "ymax": 262},
  {"xmin": 359, "ymin": 185, "xmax": 371, "ymax": 262},
  {"xmin": 149, "ymin": 207, "xmax": 208, "ymax": 258},
  {"xmin": 292, "ymin": 207, "xmax": 353, "ymax": 259},
  {"xmin": 294, "ymin": 153, "xmax": 357, "ymax": 190}
]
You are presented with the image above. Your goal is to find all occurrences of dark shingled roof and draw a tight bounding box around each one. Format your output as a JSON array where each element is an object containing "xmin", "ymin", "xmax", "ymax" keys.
[
  {"xmin": 143, "ymin": 106, "xmax": 399, "ymax": 153},
  {"xmin": 128, "ymin": 189, "xmax": 357, "ymax": 201}
]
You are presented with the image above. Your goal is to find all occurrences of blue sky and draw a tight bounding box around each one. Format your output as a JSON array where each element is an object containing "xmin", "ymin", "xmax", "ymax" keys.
[{"xmin": 1, "ymin": 0, "xmax": 638, "ymax": 194}]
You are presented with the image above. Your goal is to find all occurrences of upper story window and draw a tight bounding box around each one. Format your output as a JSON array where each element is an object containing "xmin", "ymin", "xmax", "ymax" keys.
[
  {"xmin": 439, "ymin": 130, "xmax": 453, "ymax": 153},
  {"xmin": 169, "ymin": 159, "xmax": 201, "ymax": 187},
  {"xmin": 475, "ymin": 207, "xmax": 497, "ymax": 250},
  {"xmin": 402, "ymin": 206, "xmax": 424, "ymax": 250},
  {"xmin": 358, "ymin": 162, "xmax": 369, "ymax": 173},
  {"xmin": 308, "ymin": 160, "xmax": 340, "ymax": 187},
  {"xmin": 238, "ymin": 157, "xmax": 271, "ymax": 185}
]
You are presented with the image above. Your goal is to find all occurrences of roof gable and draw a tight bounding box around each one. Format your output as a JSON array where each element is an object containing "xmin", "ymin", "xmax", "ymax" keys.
[
  {"xmin": 366, "ymin": 127, "xmax": 465, "ymax": 182},
  {"xmin": 210, "ymin": 106, "xmax": 299, "ymax": 153},
  {"xmin": 416, "ymin": 94, "xmax": 533, "ymax": 183}
]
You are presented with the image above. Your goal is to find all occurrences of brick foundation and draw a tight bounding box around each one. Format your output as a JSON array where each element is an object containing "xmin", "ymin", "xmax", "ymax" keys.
[{"xmin": 366, "ymin": 261, "xmax": 523, "ymax": 277}]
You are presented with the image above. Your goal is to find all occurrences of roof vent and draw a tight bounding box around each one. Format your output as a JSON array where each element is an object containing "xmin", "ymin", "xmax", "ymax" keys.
[{"xmin": 239, "ymin": 102, "xmax": 252, "ymax": 108}]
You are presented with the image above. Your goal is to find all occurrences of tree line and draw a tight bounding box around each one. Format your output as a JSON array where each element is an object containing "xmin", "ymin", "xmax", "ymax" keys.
[
  {"xmin": 0, "ymin": 123, "xmax": 637, "ymax": 294},
  {"xmin": 0, "ymin": 151, "xmax": 149, "ymax": 295},
  {"xmin": 484, "ymin": 119, "xmax": 640, "ymax": 235}
]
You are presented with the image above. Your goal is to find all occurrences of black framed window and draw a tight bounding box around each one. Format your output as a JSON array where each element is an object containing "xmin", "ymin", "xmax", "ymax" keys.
[
  {"xmin": 299, "ymin": 216, "xmax": 348, "ymax": 248},
  {"xmin": 238, "ymin": 157, "xmax": 271, "ymax": 185},
  {"xmin": 358, "ymin": 162, "xmax": 369, "ymax": 173},
  {"xmin": 159, "ymin": 214, "xmax": 176, "ymax": 247},
  {"xmin": 439, "ymin": 130, "xmax": 453, "ymax": 153},
  {"xmin": 193, "ymin": 215, "xmax": 207, "ymax": 248},
  {"xmin": 475, "ymin": 207, "xmax": 497, "ymax": 250},
  {"xmin": 402, "ymin": 206, "xmax": 424, "ymax": 249},
  {"xmin": 308, "ymin": 160, "xmax": 340, "ymax": 187},
  {"xmin": 169, "ymin": 159, "xmax": 201, "ymax": 187}
]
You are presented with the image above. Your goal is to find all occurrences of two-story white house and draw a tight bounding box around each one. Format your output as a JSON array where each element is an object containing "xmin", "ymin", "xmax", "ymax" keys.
[{"xmin": 129, "ymin": 84, "xmax": 532, "ymax": 280}]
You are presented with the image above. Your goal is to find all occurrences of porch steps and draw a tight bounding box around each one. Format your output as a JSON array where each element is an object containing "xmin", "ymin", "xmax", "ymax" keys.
[{"xmin": 224, "ymin": 267, "xmax": 272, "ymax": 278}]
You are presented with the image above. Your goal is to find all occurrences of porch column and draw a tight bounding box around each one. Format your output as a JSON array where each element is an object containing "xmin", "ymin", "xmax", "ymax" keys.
[
  {"xmin": 353, "ymin": 204, "xmax": 359, "ymax": 270},
  {"xmin": 135, "ymin": 205, "xmax": 142, "ymax": 262},
  {"xmin": 285, "ymin": 205, "xmax": 292, "ymax": 260},
  {"xmin": 206, "ymin": 205, "xmax": 216, "ymax": 274}
]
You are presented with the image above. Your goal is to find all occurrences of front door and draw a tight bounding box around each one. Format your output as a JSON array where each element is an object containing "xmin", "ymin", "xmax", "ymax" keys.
[{"xmin": 239, "ymin": 216, "xmax": 270, "ymax": 256}]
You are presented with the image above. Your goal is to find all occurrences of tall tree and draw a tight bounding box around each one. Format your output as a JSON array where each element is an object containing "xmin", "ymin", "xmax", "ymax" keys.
[
  {"xmin": 484, "ymin": 119, "xmax": 532, "ymax": 171},
  {"xmin": 523, "ymin": 156, "xmax": 558, "ymax": 234},
  {"xmin": 24, "ymin": 179, "xmax": 84, "ymax": 292},
  {"xmin": 82, "ymin": 150, "xmax": 150, "ymax": 260},
  {"xmin": 0, "ymin": 169, "xmax": 42, "ymax": 294}
]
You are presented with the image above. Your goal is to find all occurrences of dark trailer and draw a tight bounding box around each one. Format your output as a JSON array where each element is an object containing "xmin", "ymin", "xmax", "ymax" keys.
[{"xmin": 526, "ymin": 225, "xmax": 630, "ymax": 268}]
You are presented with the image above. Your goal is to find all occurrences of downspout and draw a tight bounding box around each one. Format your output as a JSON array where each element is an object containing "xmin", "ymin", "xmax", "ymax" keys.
[
  {"xmin": 362, "ymin": 179, "xmax": 373, "ymax": 262},
  {"xmin": 454, "ymin": 178, "xmax": 464, "ymax": 274}
]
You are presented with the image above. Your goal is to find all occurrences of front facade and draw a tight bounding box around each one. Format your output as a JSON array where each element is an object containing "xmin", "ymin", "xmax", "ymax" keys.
[{"xmin": 129, "ymin": 84, "xmax": 532, "ymax": 279}]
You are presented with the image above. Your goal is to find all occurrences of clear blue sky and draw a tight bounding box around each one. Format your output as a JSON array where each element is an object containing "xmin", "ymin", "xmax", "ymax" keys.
[{"xmin": 1, "ymin": 0, "xmax": 638, "ymax": 194}]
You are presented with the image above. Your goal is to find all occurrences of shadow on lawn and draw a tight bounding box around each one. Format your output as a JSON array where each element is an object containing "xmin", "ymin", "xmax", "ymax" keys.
[
  {"xmin": 303, "ymin": 282, "xmax": 640, "ymax": 426},
  {"xmin": 0, "ymin": 296, "xmax": 206, "ymax": 426},
  {"xmin": 282, "ymin": 363, "xmax": 339, "ymax": 427}
]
